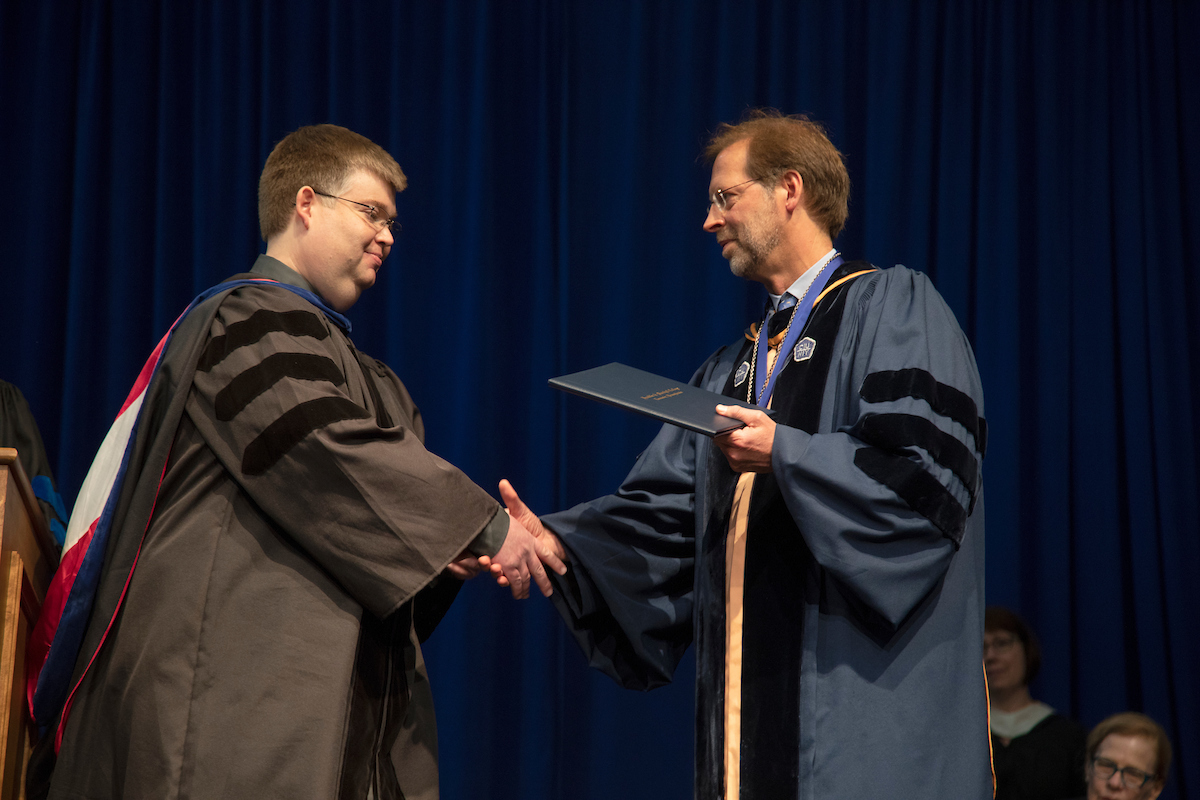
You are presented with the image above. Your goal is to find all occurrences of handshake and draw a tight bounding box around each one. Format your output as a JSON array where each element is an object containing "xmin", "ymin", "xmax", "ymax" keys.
[{"xmin": 446, "ymin": 479, "xmax": 569, "ymax": 599}]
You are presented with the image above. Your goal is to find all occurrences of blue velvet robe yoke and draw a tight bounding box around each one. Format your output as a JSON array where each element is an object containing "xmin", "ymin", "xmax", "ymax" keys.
[{"xmin": 545, "ymin": 264, "xmax": 992, "ymax": 800}]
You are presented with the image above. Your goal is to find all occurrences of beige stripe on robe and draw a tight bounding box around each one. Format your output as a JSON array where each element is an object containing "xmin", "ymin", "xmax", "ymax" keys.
[{"xmin": 723, "ymin": 340, "xmax": 782, "ymax": 799}]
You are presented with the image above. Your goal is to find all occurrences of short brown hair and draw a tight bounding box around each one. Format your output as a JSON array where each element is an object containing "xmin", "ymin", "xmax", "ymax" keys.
[
  {"xmin": 1086, "ymin": 712, "xmax": 1172, "ymax": 783},
  {"xmin": 985, "ymin": 606, "xmax": 1042, "ymax": 685},
  {"xmin": 704, "ymin": 109, "xmax": 849, "ymax": 240},
  {"xmin": 258, "ymin": 124, "xmax": 407, "ymax": 241}
]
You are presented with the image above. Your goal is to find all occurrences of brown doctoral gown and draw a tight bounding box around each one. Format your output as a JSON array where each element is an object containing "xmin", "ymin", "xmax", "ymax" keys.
[{"xmin": 43, "ymin": 257, "xmax": 500, "ymax": 800}]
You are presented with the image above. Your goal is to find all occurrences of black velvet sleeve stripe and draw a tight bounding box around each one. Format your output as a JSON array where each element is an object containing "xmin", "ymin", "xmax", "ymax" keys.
[
  {"xmin": 242, "ymin": 397, "xmax": 371, "ymax": 476},
  {"xmin": 859, "ymin": 368, "xmax": 987, "ymax": 456},
  {"xmin": 854, "ymin": 449, "xmax": 968, "ymax": 546},
  {"xmin": 850, "ymin": 413, "xmax": 980, "ymax": 508},
  {"xmin": 214, "ymin": 353, "xmax": 348, "ymax": 422},
  {"xmin": 198, "ymin": 309, "xmax": 329, "ymax": 372}
]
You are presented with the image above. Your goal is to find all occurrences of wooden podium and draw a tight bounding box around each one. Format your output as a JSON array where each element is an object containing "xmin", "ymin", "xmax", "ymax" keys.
[{"xmin": 0, "ymin": 448, "xmax": 60, "ymax": 800}]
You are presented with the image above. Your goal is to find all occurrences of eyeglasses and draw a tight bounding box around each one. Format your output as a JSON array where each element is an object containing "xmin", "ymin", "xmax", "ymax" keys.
[
  {"xmin": 708, "ymin": 179, "xmax": 758, "ymax": 212},
  {"xmin": 982, "ymin": 634, "xmax": 1019, "ymax": 655},
  {"xmin": 1092, "ymin": 757, "xmax": 1155, "ymax": 789},
  {"xmin": 314, "ymin": 191, "xmax": 401, "ymax": 233}
]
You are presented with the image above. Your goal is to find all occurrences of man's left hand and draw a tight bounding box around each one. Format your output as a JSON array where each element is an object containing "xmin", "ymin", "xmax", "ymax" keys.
[
  {"xmin": 714, "ymin": 404, "xmax": 776, "ymax": 473},
  {"xmin": 446, "ymin": 552, "xmax": 501, "ymax": 581}
]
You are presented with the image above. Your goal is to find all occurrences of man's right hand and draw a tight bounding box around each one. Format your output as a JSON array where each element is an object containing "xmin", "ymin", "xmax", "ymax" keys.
[
  {"xmin": 499, "ymin": 479, "xmax": 568, "ymax": 567},
  {"xmin": 490, "ymin": 503, "xmax": 567, "ymax": 600}
]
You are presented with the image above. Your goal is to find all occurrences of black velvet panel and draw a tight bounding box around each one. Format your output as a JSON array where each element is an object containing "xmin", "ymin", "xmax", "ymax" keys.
[
  {"xmin": 197, "ymin": 308, "xmax": 329, "ymax": 372},
  {"xmin": 697, "ymin": 371, "xmax": 744, "ymax": 800},
  {"xmin": 767, "ymin": 305, "xmax": 796, "ymax": 337},
  {"xmin": 706, "ymin": 262, "xmax": 869, "ymax": 798},
  {"xmin": 242, "ymin": 396, "xmax": 371, "ymax": 476},
  {"xmin": 214, "ymin": 352, "xmax": 347, "ymax": 421},
  {"xmin": 851, "ymin": 412, "xmax": 980, "ymax": 508},
  {"xmin": 859, "ymin": 367, "xmax": 987, "ymax": 456},
  {"xmin": 739, "ymin": 487, "xmax": 808, "ymax": 797},
  {"xmin": 763, "ymin": 262, "xmax": 870, "ymax": 437},
  {"xmin": 853, "ymin": 448, "xmax": 969, "ymax": 545}
]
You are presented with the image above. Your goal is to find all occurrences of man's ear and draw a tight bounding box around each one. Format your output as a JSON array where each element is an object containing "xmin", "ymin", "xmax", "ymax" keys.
[
  {"xmin": 295, "ymin": 186, "xmax": 318, "ymax": 229},
  {"xmin": 780, "ymin": 170, "xmax": 804, "ymax": 213}
]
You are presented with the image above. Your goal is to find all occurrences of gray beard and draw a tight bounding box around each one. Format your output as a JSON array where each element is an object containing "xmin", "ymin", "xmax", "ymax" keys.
[
  {"xmin": 728, "ymin": 249, "xmax": 754, "ymax": 278},
  {"xmin": 726, "ymin": 222, "xmax": 782, "ymax": 280}
]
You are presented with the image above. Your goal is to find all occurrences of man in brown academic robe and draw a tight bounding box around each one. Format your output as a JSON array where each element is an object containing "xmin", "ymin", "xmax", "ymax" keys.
[{"xmin": 34, "ymin": 124, "xmax": 561, "ymax": 800}]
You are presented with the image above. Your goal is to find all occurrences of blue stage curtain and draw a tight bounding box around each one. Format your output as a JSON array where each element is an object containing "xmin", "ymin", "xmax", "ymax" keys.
[{"xmin": 1, "ymin": 2, "xmax": 1196, "ymax": 798}]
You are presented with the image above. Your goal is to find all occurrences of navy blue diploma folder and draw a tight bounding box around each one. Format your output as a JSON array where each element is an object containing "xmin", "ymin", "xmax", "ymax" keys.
[{"xmin": 548, "ymin": 362, "xmax": 773, "ymax": 437}]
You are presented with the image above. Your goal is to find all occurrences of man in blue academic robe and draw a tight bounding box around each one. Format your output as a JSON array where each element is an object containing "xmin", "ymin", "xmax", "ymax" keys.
[{"xmin": 504, "ymin": 110, "xmax": 993, "ymax": 800}]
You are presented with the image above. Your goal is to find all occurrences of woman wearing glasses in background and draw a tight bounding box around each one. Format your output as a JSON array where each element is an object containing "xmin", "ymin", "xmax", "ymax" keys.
[{"xmin": 1080, "ymin": 713, "xmax": 1172, "ymax": 800}]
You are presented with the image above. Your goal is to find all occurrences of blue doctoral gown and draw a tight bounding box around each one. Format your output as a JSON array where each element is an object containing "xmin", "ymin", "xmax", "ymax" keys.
[{"xmin": 545, "ymin": 263, "xmax": 993, "ymax": 800}]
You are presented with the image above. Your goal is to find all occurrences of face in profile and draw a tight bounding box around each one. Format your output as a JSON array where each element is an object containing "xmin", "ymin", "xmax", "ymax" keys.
[
  {"xmin": 1086, "ymin": 733, "xmax": 1162, "ymax": 800},
  {"xmin": 703, "ymin": 139, "xmax": 784, "ymax": 283}
]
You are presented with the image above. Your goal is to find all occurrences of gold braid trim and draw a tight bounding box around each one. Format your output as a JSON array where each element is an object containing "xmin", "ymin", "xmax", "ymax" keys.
[
  {"xmin": 745, "ymin": 322, "xmax": 790, "ymax": 348},
  {"xmin": 812, "ymin": 268, "xmax": 878, "ymax": 306}
]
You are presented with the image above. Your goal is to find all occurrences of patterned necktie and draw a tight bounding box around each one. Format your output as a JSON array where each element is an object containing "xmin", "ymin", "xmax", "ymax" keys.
[{"xmin": 766, "ymin": 294, "xmax": 798, "ymax": 339}]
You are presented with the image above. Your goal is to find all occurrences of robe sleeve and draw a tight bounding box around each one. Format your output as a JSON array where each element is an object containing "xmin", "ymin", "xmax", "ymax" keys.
[
  {"xmin": 185, "ymin": 284, "xmax": 500, "ymax": 620},
  {"xmin": 771, "ymin": 267, "xmax": 986, "ymax": 630},
  {"xmin": 541, "ymin": 358, "xmax": 719, "ymax": 690}
]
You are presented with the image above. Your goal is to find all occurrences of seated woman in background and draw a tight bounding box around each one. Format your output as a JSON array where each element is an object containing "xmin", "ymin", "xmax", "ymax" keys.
[
  {"xmin": 986, "ymin": 606, "xmax": 1088, "ymax": 800},
  {"xmin": 1082, "ymin": 712, "xmax": 1171, "ymax": 800}
]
